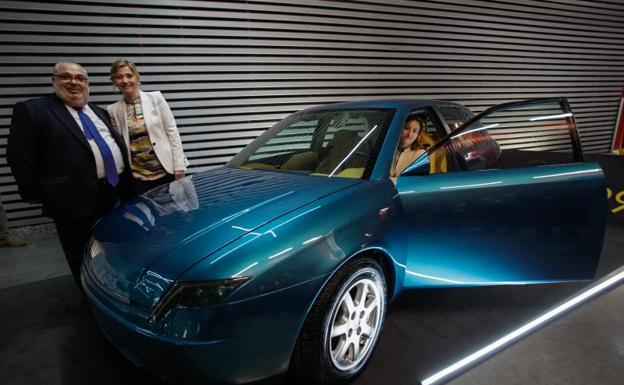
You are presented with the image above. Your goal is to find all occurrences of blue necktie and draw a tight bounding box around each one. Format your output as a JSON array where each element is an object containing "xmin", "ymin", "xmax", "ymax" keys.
[
  {"xmin": 77, "ymin": 108, "xmax": 119, "ymax": 187},
  {"xmin": 125, "ymin": 200, "xmax": 155, "ymax": 231}
]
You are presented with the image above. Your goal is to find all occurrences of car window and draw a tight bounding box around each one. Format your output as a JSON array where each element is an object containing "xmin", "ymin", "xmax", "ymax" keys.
[
  {"xmin": 437, "ymin": 104, "xmax": 474, "ymax": 131},
  {"xmin": 230, "ymin": 109, "xmax": 395, "ymax": 179},
  {"xmin": 428, "ymin": 99, "xmax": 578, "ymax": 174},
  {"xmin": 428, "ymin": 123, "xmax": 501, "ymax": 174}
]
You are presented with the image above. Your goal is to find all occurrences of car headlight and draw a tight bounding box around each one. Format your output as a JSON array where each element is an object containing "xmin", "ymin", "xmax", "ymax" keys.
[{"xmin": 149, "ymin": 277, "xmax": 250, "ymax": 325}]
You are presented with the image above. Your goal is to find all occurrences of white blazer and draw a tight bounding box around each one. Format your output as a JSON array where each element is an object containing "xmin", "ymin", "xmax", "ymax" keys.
[{"xmin": 107, "ymin": 90, "xmax": 188, "ymax": 174}]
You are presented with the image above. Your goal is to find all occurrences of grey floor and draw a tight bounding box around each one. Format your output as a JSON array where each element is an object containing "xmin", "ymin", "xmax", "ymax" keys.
[{"xmin": 0, "ymin": 224, "xmax": 622, "ymax": 385}]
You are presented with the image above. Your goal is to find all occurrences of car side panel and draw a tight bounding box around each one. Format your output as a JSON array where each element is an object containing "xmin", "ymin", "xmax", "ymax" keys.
[
  {"xmin": 177, "ymin": 178, "xmax": 400, "ymax": 346},
  {"xmin": 396, "ymin": 162, "xmax": 606, "ymax": 287}
]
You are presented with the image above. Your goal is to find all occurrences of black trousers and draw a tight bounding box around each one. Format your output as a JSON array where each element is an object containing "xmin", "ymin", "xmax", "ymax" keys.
[{"xmin": 54, "ymin": 180, "xmax": 120, "ymax": 287}]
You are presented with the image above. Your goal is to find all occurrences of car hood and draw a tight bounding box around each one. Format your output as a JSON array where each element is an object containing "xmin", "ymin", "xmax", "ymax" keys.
[{"xmin": 87, "ymin": 167, "xmax": 361, "ymax": 307}]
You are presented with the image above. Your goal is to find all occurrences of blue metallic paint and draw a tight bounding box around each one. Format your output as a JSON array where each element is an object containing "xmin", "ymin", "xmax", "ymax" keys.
[
  {"xmin": 84, "ymin": 269, "xmax": 327, "ymax": 384},
  {"xmin": 397, "ymin": 162, "xmax": 606, "ymax": 287},
  {"xmin": 83, "ymin": 171, "xmax": 399, "ymax": 383},
  {"xmin": 88, "ymin": 167, "xmax": 362, "ymax": 308},
  {"xmin": 82, "ymin": 99, "xmax": 606, "ymax": 384}
]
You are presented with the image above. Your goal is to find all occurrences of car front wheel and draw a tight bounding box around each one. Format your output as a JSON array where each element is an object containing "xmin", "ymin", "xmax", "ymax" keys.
[{"xmin": 291, "ymin": 257, "xmax": 387, "ymax": 385}]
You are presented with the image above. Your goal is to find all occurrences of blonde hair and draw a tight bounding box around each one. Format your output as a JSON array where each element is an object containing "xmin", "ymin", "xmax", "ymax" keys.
[{"xmin": 110, "ymin": 58, "xmax": 140, "ymax": 82}]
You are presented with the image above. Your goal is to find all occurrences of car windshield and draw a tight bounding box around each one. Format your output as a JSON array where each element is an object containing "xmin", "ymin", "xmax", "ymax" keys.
[{"xmin": 228, "ymin": 109, "xmax": 395, "ymax": 179}]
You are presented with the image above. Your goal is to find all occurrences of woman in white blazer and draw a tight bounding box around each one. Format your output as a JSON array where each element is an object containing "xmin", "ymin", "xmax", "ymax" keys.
[{"xmin": 107, "ymin": 58, "xmax": 189, "ymax": 195}]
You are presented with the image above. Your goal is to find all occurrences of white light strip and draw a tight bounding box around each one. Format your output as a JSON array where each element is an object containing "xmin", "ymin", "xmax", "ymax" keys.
[
  {"xmin": 405, "ymin": 270, "xmax": 465, "ymax": 284},
  {"xmin": 532, "ymin": 168, "xmax": 602, "ymax": 180},
  {"xmin": 404, "ymin": 270, "xmax": 539, "ymax": 286},
  {"xmin": 232, "ymin": 261, "xmax": 259, "ymax": 277},
  {"xmin": 440, "ymin": 181, "xmax": 502, "ymax": 190},
  {"xmin": 450, "ymin": 124, "xmax": 499, "ymax": 139},
  {"xmin": 267, "ymin": 247, "xmax": 293, "ymax": 260},
  {"xmin": 529, "ymin": 112, "xmax": 572, "ymax": 121},
  {"xmin": 231, "ymin": 225, "xmax": 252, "ymax": 232},
  {"xmin": 303, "ymin": 235, "xmax": 323, "ymax": 245},
  {"xmin": 329, "ymin": 125, "xmax": 378, "ymax": 177},
  {"xmin": 182, "ymin": 191, "xmax": 294, "ymax": 244},
  {"xmin": 421, "ymin": 268, "xmax": 624, "ymax": 385},
  {"xmin": 266, "ymin": 205, "xmax": 321, "ymax": 233},
  {"xmin": 231, "ymin": 225, "xmax": 261, "ymax": 236},
  {"xmin": 210, "ymin": 233, "xmax": 261, "ymax": 265}
]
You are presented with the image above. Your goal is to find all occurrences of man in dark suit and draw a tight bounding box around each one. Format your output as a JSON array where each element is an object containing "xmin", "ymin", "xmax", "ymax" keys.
[{"xmin": 7, "ymin": 61, "xmax": 131, "ymax": 286}]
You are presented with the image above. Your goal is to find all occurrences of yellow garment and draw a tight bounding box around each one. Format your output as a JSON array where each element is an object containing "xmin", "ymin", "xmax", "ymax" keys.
[
  {"xmin": 417, "ymin": 131, "xmax": 436, "ymax": 149},
  {"xmin": 429, "ymin": 151, "xmax": 448, "ymax": 174}
]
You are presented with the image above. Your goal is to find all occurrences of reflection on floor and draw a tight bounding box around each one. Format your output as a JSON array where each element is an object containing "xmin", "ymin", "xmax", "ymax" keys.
[{"xmin": 0, "ymin": 225, "xmax": 622, "ymax": 385}]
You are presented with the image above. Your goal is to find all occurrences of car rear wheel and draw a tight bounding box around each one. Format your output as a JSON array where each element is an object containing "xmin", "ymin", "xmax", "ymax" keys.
[{"xmin": 291, "ymin": 257, "xmax": 387, "ymax": 385}]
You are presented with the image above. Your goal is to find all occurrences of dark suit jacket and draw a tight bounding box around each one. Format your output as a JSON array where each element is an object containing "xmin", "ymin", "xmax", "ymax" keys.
[{"xmin": 7, "ymin": 94, "xmax": 132, "ymax": 220}]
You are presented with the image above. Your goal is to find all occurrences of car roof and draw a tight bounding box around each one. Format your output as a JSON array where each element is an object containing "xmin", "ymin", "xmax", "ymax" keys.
[{"xmin": 303, "ymin": 98, "xmax": 466, "ymax": 112}]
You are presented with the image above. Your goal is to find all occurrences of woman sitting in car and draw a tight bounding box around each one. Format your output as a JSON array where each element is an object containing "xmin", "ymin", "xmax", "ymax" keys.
[{"xmin": 390, "ymin": 116, "xmax": 427, "ymax": 181}]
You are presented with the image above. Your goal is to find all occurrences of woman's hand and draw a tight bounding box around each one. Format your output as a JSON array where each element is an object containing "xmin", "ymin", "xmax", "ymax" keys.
[{"xmin": 174, "ymin": 170, "xmax": 185, "ymax": 180}]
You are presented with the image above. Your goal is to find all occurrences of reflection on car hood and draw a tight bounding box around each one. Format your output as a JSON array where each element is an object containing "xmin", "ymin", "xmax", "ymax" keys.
[{"xmin": 88, "ymin": 167, "xmax": 361, "ymax": 308}]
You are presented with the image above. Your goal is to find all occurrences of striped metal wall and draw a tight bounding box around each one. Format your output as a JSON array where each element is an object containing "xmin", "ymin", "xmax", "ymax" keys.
[{"xmin": 1, "ymin": 0, "xmax": 623, "ymax": 226}]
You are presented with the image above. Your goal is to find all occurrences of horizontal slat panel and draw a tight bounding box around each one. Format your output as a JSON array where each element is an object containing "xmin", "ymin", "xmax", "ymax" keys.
[
  {"xmin": 4, "ymin": 81, "xmax": 624, "ymax": 94},
  {"xmin": 2, "ymin": 20, "xmax": 624, "ymax": 49},
  {"xmin": 1, "ymin": 0, "xmax": 622, "ymax": 227},
  {"xmin": 2, "ymin": 38, "xmax": 623, "ymax": 57},
  {"xmin": 8, "ymin": 217, "xmax": 52, "ymax": 227},
  {"xmin": 2, "ymin": 0, "xmax": 622, "ymax": 31},
  {"xmin": 2, "ymin": 54, "xmax": 624, "ymax": 67}
]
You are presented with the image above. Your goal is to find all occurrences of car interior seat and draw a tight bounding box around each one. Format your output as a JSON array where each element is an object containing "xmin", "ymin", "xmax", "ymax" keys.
[
  {"xmin": 315, "ymin": 130, "xmax": 364, "ymax": 174},
  {"xmin": 280, "ymin": 151, "xmax": 319, "ymax": 171}
]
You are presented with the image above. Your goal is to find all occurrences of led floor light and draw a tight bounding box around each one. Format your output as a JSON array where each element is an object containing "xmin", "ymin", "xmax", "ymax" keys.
[{"xmin": 421, "ymin": 266, "xmax": 624, "ymax": 385}]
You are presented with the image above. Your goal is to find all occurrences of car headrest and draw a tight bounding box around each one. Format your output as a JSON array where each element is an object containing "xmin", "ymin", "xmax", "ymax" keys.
[
  {"xmin": 315, "ymin": 130, "xmax": 363, "ymax": 174},
  {"xmin": 331, "ymin": 130, "xmax": 360, "ymax": 148}
]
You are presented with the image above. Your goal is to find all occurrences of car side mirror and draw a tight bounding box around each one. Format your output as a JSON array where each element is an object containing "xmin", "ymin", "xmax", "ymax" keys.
[{"xmin": 400, "ymin": 153, "xmax": 430, "ymax": 176}]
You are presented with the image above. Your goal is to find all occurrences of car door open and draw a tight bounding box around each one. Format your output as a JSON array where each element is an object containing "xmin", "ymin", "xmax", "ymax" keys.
[{"xmin": 396, "ymin": 98, "xmax": 607, "ymax": 288}]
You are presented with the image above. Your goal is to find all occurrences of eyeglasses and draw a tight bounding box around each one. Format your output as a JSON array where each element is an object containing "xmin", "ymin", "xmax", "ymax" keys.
[{"xmin": 53, "ymin": 73, "xmax": 88, "ymax": 84}]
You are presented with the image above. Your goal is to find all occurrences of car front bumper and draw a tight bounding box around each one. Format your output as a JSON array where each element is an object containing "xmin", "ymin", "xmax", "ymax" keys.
[{"xmin": 81, "ymin": 266, "xmax": 327, "ymax": 384}]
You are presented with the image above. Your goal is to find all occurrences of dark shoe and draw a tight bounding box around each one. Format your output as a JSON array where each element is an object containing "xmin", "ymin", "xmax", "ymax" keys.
[{"xmin": 0, "ymin": 237, "xmax": 27, "ymax": 247}]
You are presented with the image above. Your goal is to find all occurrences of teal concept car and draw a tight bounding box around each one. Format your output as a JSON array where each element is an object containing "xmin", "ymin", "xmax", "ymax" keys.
[{"xmin": 81, "ymin": 98, "xmax": 606, "ymax": 385}]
